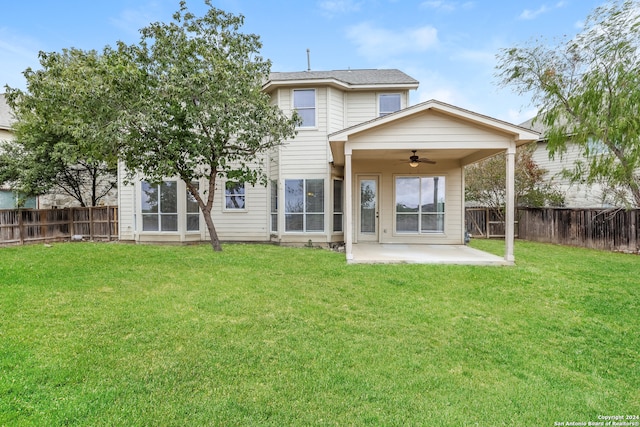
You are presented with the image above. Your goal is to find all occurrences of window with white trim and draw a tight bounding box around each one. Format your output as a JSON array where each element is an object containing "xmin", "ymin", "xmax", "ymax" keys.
[
  {"xmin": 395, "ymin": 176, "xmax": 445, "ymax": 233},
  {"xmin": 186, "ymin": 182, "xmax": 200, "ymax": 231},
  {"xmin": 379, "ymin": 93, "xmax": 401, "ymax": 117},
  {"xmin": 333, "ymin": 179, "xmax": 343, "ymax": 232},
  {"xmin": 270, "ymin": 180, "xmax": 278, "ymax": 232},
  {"xmin": 293, "ymin": 89, "xmax": 316, "ymax": 127},
  {"xmin": 141, "ymin": 181, "xmax": 178, "ymax": 231},
  {"xmin": 225, "ymin": 181, "xmax": 246, "ymax": 210},
  {"xmin": 285, "ymin": 179, "xmax": 324, "ymax": 232}
]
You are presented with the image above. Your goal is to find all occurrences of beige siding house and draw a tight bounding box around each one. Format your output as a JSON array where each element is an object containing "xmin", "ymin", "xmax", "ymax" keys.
[
  {"xmin": 1, "ymin": 93, "xmax": 118, "ymax": 209},
  {"xmin": 1, "ymin": 93, "xmax": 38, "ymax": 208},
  {"xmin": 118, "ymin": 69, "xmax": 539, "ymax": 264},
  {"xmin": 521, "ymin": 117, "xmax": 610, "ymax": 207}
]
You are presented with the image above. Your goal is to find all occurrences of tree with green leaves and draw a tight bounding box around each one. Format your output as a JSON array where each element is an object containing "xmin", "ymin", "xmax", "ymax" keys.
[
  {"xmin": 2, "ymin": 49, "xmax": 119, "ymax": 207},
  {"xmin": 465, "ymin": 144, "xmax": 565, "ymax": 214},
  {"xmin": 496, "ymin": 0, "xmax": 640, "ymax": 208},
  {"xmin": 109, "ymin": 1, "xmax": 298, "ymax": 251}
]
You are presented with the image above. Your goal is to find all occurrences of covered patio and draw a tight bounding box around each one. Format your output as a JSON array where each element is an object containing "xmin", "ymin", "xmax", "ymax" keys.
[
  {"xmin": 350, "ymin": 243, "xmax": 509, "ymax": 265},
  {"xmin": 328, "ymin": 100, "xmax": 539, "ymax": 265}
]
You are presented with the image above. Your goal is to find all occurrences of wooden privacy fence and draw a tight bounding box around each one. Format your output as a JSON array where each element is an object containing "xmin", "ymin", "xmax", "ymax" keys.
[
  {"xmin": 517, "ymin": 207, "xmax": 639, "ymax": 253},
  {"xmin": 465, "ymin": 207, "xmax": 517, "ymax": 238},
  {"xmin": 466, "ymin": 207, "xmax": 640, "ymax": 253},
  {"xmin": 0, "ymin": 206, "xmax": 118, "ymax": 246}
]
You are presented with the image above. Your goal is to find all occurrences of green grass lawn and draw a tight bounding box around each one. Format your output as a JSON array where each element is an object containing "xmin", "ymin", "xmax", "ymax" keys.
[{"xmin": 1, "ymin": 240, "xmax": 638, "ymax": 426}]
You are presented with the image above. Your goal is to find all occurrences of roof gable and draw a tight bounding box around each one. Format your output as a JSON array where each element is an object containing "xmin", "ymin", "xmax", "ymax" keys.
[{"xmin": 329, "ymin": 99, "xmax": 540, "ymax": 143}]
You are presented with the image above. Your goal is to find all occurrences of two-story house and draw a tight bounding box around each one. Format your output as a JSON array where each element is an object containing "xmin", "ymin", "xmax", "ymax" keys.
[
  {"xmin": 1, "ymin": 93, "xmax": 117, "ymax": 209},
  {"xmin": 520, "ymin": 117, "xmax": 612, "ymax": 208},
  {"xmin": 117, "ymin": 69, "xmax": 539, "ymax": 264}
]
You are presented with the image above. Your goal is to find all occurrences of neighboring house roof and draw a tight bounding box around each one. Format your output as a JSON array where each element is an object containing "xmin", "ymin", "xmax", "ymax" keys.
[
  {"xmin": 263, "ymin": 69, "xmax": 419, "ymax": 92},
  {"xmin": 0, "ymin": 93, "xmax": 15, "ymax": 131},
  {"xmin": 520, "ymin": 115, "xmax": 574, "ymax": 139},
  {"xmin": 519, "ymin": 117, "xmax": 545, "ymax": 134}
]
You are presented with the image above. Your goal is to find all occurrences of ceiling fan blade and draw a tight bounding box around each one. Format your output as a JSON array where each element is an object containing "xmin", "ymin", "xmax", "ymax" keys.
[{"xmin": 418, "ymin": 158, "xmax": 436, "ymax": 164}]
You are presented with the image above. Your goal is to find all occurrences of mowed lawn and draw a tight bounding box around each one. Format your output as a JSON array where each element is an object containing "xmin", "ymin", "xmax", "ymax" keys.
[{"xmin": 1, "ymin": 240, "xmax": 638, "ymax": 426}]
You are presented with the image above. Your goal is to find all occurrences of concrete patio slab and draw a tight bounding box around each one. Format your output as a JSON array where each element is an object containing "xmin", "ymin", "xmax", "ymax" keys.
[{"xmin": 349, "ymin": 243, "xmax": 511, "ymax": 266}]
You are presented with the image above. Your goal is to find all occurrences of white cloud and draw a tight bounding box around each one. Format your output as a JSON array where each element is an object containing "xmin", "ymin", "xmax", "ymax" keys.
[
  {"xmin": 519, "ymin": 5, "xmax": 550, "ymax": 20},
  {"xmin": 421, "ymin": 1, "xmax": 456, "ymax": 12},
  {"xmin": 420, "ymin": 1, "xmax": 474, "ymax": 12},
  {"xmin": 450, "ymin": 48, "xmax": 495, "ymax": 66},
  {"xmin": 506, "ymin": 107, "xmax": 538, "ymax": 125},
  {"xmin": 318, "ymin": 0, "xmax": 363, "ymax": 15},
  {"xmin": 519, "ymin": 1, "xmax": 567, "ymax": 20},
  {"xmin": 346, "ymin": 22, "xmax": 438, "ymax": 60},
  {"xmin": 406, "ymin": 68, "xmax": 469, "ymax": 107},
  {"xmin": 110, "ymin": 2, "xmax": 163, "ymax": 36},
  {"xmin": 0, "ymin": 28, "xmax": 41, "ymax": 90}
]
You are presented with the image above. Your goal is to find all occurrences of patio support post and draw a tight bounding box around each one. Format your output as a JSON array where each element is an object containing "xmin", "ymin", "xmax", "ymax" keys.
[
  {"xmin": 345, "ymin": 151, "xmax": 353, "ymax": 260},
  {"xmin": 505, "ymin": 145, "xmax": 516, "ymax": 263}
]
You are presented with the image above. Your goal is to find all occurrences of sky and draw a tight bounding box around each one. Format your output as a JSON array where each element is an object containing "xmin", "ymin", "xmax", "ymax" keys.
[{"xmin": 1, "ymin": 0, "xmax": 607, "ymax": 124}]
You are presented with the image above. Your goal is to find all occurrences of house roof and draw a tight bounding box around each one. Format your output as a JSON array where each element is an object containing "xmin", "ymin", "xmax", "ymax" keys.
[
  {"xmin": 263, "ymin": 69, "xmax": 419, "ymax": 92},
  {"xmin": 329, "ymin": 99, "xmax": 541, "ymax": 143},
  {"xmin": 0, "ymin": 94, "xmax": 15, "ymax": 131},
  {"xmin": 328, "ymin": 99, "xmax": 541, "ymax": 167}
]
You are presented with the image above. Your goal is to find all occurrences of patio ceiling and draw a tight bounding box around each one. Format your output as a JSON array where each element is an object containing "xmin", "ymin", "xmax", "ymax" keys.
[{"xmin": 343, "ymin": 147, "xmax": 505, "ymax": 165}]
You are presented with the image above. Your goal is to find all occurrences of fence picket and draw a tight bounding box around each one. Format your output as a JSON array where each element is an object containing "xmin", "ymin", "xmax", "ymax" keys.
[
  {"xmin": 466, "ymin": 207, "xmax": 640, "ymax": 253},
  {"xmin": 0, "ymin": 206, "xmax": 118, "ymax": 246}
]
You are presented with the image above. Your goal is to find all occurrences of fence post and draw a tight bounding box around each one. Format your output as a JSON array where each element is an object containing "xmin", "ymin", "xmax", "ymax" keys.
[
  {"xmin": 41, "ymin": 209, "xmax": 47, "ymax": 242},
  {"xmin": 631, "ymin": 209, "xmax": 638, "ymax": 251},
  {"xmin": 69, "ymin": 207, "xmax": 74, "ymax": 238},
  {"xmin": 89, "ymin": 207, "xmax": 94, "ymax": 241},
  {"xmin": 485, "ymin": 207, "xmax": 490, "ymax": 238},
  {"xmin": 107, "ymin": 206, "xmax": 112, "ymax": 241},
  {"xmin": 18, "ymin": 209, "xmax": 24, "ymax": 245}
]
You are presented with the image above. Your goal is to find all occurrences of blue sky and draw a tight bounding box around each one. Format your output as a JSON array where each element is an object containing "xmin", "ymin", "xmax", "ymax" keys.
[{"xmin": 1, "ymin": 0, "xmax": 605, "ymax": 124}]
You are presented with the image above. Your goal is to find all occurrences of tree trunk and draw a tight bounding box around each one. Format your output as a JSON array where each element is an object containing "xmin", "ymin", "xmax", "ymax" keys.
[{"xmin": 201, "ymin": 206, "xmax": 222, "ymax": 251}]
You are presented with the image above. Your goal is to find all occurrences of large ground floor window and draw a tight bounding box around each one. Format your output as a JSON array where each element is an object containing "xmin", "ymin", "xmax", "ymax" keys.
[
  {"xmin": 141, "ymin": 181, "xmax": 178, "ymax": 231},
  {"xmin": 285, "ymin": 179, "xmax": 324, "ymax": 232},
  {"xmin": 270, "ymin": 180, "xmax": 278, "ymax": 232},
  {"xmin": 395, "ymin": 176, "xmax": 445, "ymax": 233},
  {"xmin": 186, "ymin": 182, "xmax": 200, "ymax": 231},
  {"xmin": 333, "ymin": 179, "xmax": 343, "ymax": 232}
]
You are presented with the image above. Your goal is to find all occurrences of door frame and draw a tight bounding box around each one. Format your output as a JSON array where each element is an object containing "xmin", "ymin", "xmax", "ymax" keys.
[{"xmin": 356, "ymin": 174, "xmax": 380, "ymax": 242}]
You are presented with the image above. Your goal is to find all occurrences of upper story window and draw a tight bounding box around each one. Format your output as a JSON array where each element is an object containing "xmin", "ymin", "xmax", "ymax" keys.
[
  {"xmin": 225, "ymin": 181, "xmax": 246, "ymax": 210},
  {"xmin": 293, "ymin": 89, "xmax": 316, "ymax": 127},
  {"xmin": 379, "ymin": 93, "xmax": 401, "ymax": 117}
]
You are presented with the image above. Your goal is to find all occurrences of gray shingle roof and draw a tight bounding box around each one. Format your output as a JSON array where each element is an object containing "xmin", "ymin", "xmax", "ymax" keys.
[
  {"xmin": 519, "ymin": 117, "xmax": 546, "ymax": 134},
  {"xmin": 267, "ymin": 69, "xmax": 419, "ymax": 86}
]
